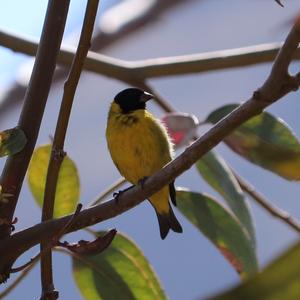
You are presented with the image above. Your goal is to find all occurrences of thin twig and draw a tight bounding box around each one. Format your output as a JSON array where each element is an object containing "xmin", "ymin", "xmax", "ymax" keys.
[
  {"xmin": 234, "ymin": 173, "xmax": 300, "ymax": 233},
  {"xmin": 40, "ymin": 1, "xmax": 99, "ymax": 298},
  {"xmin": 10, "ymin": 257, "xmax": 37, "ymax": 274},
  {"xmin": 135, "ymin": 80, "xmax": 176, "ymax": 112},
  {"xmin": 54, "ymin": 204, "xmax": 83, "ymax": 239},
  {"xmin": 0, "ymin": 25, "xmax": 299, "ymax": 271},
  {"xmin": 89, "ymin": 178, "xmax": 126, "ymax": 206},
  {"xmin": 274, "ymin": 0, "xmax": 284, "ymax": 7},
  {"xmin": 10, "ymin": 204, "xmax": 82, "ymax": 275},
  {"xmin": 0, "ymin": 0, "xmax": 71, "ymax": 240},
  {"xmin": 0, "ymin": 260, "xmax": 37, "ymax": 299}
]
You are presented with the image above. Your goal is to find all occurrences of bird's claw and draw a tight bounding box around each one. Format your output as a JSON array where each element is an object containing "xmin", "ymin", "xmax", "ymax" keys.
[
  {"xmin": 113, "ymin": 185, "xmax": 134, "ymax": 203},
  {"xmin": 113, "ymin": 190, "xmax": 124, "ymax": 203}
]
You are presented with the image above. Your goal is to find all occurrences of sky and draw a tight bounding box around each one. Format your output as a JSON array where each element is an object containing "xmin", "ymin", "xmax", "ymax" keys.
[
  {"xmin": 1, "ymin": 0, "xmax": 300, "ymax": 299},
  {"xmin": 0, "ymin": 0, "xmax": 117, "ymax": 88}
]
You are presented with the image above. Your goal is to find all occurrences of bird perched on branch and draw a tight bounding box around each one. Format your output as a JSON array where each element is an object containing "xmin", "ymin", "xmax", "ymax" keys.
[{"xmin": 106, "ymin": 88, "xmax": 183, "ymax": 239}]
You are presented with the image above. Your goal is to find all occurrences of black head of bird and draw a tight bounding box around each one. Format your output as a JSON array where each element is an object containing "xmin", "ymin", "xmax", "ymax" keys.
[{"xmin": 114, "ymin": 88, "xmax": 154, "ymax": 113}]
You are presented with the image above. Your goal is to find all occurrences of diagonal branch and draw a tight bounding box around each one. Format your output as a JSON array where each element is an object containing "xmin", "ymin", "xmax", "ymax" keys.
[
  {"xmin": 0, "ymin": 1, "xmax": 71, "ymax": 240},
  {"xmin": 234, "ymin": 172, "xmax": 300, "ymax": 233},
  {"xmin": 0, "ymin": 25, "xmax": 299, "ymax": 279}
]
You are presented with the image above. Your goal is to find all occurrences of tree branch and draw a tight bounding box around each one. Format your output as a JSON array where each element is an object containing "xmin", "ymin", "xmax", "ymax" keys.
[
  {"xmin": 1, "ymin": 29, "xmax": 300, "ymax": 83},
  {"xmin": 0, "ymin": 25, "xmax": 299, "ymax": 279},
  {"xmin": 0, "ymin": 1, "xmax": 71, "ymax": 240},
  {"xmin": 39, "ymin": 1, "xmax": 99, "ymax": 298},
  {"xmin": 130, "ymin": 43, "xmax": 300, "ymax": 79},
  {"xmin": 134, "ymin": 80, "xmax": 177, "ymax": 112},
  {"xmin": 234, "ymin": 172, "xmax": 300, "ymax": 233}
]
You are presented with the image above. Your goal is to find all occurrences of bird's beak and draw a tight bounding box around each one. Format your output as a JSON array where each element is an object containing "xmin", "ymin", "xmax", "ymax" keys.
[{"xmin": 140, "ymin": 91, "xmax": 154, "ymax": 103}]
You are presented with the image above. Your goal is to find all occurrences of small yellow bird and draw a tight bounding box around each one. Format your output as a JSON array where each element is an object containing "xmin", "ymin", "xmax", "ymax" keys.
[{"xmin": 106, "ymin": 88, "xmax": 183, "ymax": 239}]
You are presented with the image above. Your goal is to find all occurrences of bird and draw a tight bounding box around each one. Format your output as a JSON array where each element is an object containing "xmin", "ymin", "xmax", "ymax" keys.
[{"xmin": 106, "ymin": 88, "xmax": 183, "ymax": 239}]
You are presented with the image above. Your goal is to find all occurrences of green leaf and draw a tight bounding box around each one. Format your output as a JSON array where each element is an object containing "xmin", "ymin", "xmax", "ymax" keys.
[
  {"xmin": 211, "ymin": 242, "xmax": 300, "ymax": 300},
  {"xmin": 0, "ymin": 128, "xmax": 27, "ymax": 157},
  {"xmin": 27, "ymin": 144, "xmax": 80, "ymax": 217},
  {"xmin": 73, "ymin": 232, "xmax": 167, "ymax": 300},
  {"xmin": 206, "ymin": 104, "xmax": 300, "ymax": 180},
  {"xmin": 196, "ymin": 150, "xmax": 255, "ymax": 247},
  {"xmin": 176, "ymin": 189, "xmax": 258, "ymax": 278}
]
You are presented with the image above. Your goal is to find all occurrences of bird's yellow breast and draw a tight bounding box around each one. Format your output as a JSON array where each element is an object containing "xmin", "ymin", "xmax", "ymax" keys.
[{"xmin": 106, "ymin": 102, "xmax": 173, "ymax": 185}]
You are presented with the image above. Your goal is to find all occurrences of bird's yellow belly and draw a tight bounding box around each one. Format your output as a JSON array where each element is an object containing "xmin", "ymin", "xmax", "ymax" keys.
[
  {"xmin": 106, "ymin": 108, "xmax": 173, "ymax": 214},
  {"xmin": 107, "ymin": 121, "xmax": 168, "ymax": 184}
]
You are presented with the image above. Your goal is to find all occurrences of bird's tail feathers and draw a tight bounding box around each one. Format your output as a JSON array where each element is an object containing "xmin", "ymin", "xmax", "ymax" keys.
[{"xmin": 155, "ymin": 205, "xmax": 183, "ymax": 239}]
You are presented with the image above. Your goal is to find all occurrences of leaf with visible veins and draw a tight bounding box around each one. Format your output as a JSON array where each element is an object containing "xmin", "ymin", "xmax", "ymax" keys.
[
  {"xmin": 206, "ymin": 104, "xmax": 300, "ymax": 181},
  {"xmin": 73, "ymin": 231, "xmax": 167, "ymax": 300},
  {"xmin": 176, "ymin": 189, "xmax": 258, "ymax": 278}
]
